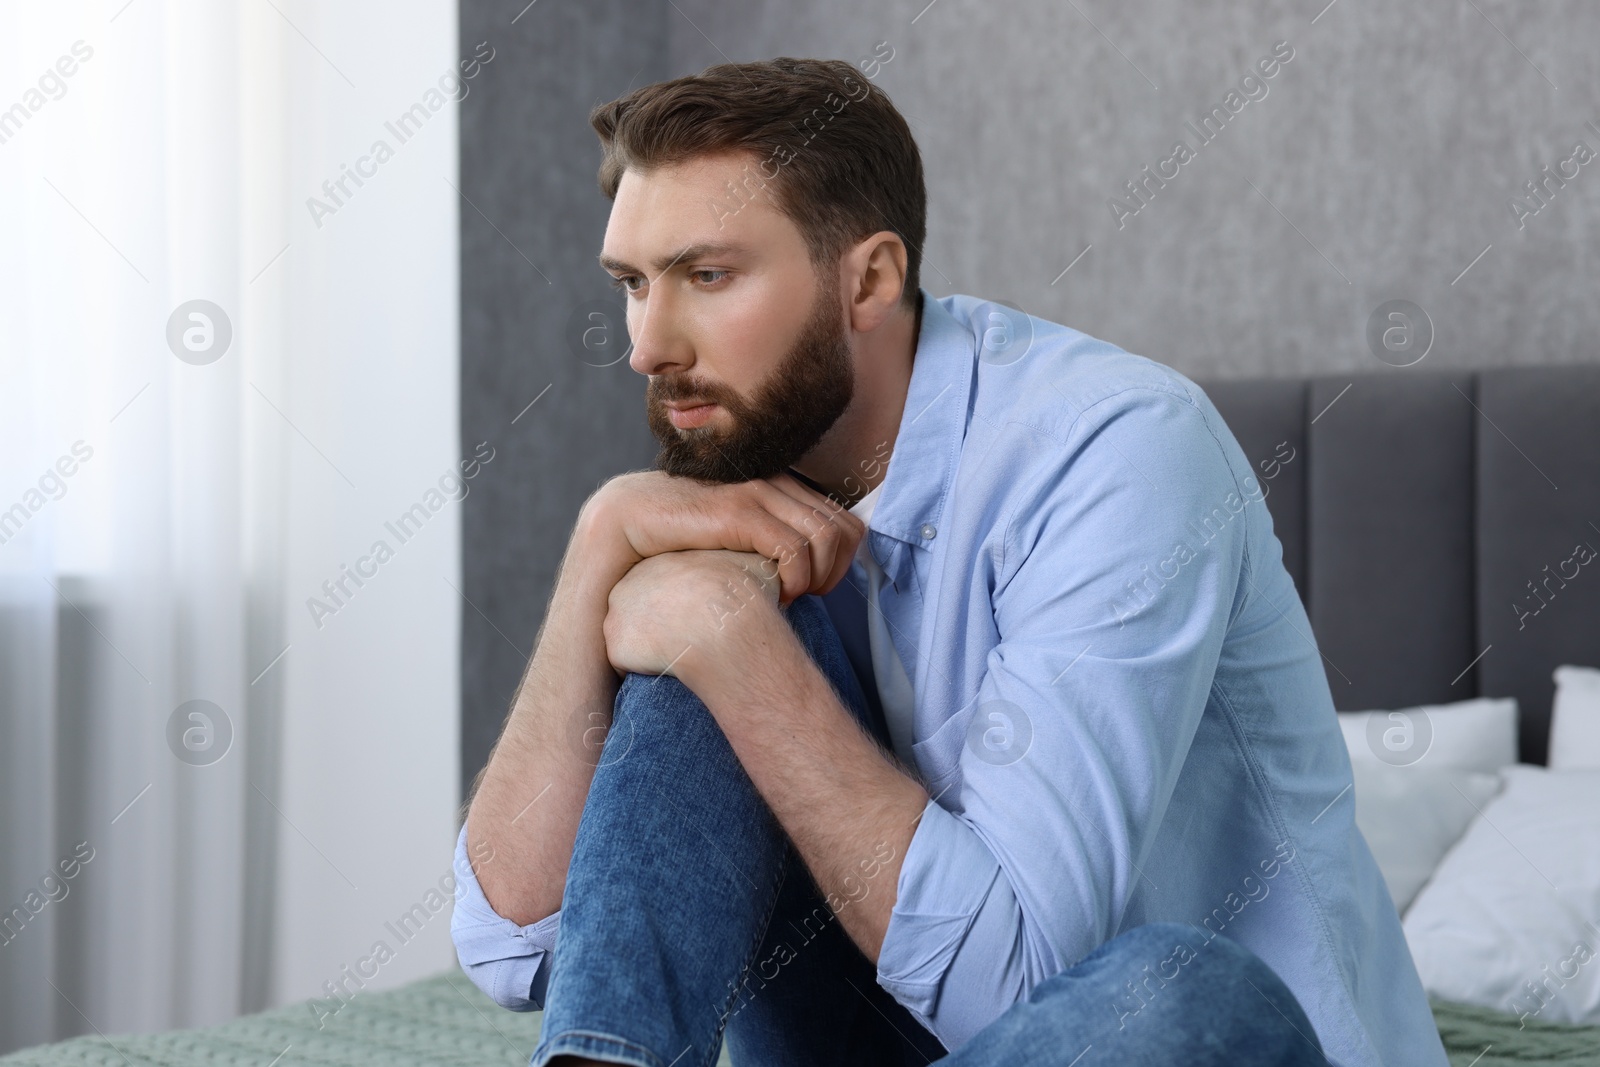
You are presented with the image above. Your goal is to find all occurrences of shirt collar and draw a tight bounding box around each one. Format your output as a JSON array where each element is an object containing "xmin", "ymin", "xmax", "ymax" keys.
[
  {"xmin": 785, "ymin": 288, "xmax": 978, "ymax": 587},
  {"xmin": 867, "ymin": 288, "xmax": 977, "ymax": 550}
]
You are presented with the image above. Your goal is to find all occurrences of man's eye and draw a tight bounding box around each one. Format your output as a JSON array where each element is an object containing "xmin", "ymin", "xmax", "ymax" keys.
[{"xmin": 610, "ymin": 270, "xmax": 725, "ymax": 292}]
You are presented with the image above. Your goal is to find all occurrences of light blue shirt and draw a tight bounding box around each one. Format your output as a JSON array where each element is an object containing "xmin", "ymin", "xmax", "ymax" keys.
[
  {"xmin": 451, "ymin": 289, "xmax": 1448, "ymax": 1067},
  {"xmin": 844, "ymin": 481, "xmax": 919, "ymax": 767}
]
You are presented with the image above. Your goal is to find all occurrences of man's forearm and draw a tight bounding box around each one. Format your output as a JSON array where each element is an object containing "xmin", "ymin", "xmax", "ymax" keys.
[
  {"xmin": 464, "ymin": 505, "xmax": 631, "ymax": 925},
  {"xmin": 680, "ymin": 608, "xmax": 929, "ymax": 962}
]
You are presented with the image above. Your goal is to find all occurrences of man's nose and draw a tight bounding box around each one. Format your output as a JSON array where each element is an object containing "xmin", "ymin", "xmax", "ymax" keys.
[{"xmin": 627, "ymin": 292, "xmax": 689, "ymax": 376}]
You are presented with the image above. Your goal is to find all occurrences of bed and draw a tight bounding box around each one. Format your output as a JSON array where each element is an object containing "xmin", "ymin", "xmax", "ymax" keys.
[
  {"xmin": 1196, "ymin": 363, "xmax": 1600, "ymax": 1061},
  {"xmin": 1, "ymin": 967, "xmax": 1594, "ymax": 1067},
  {"xmin": 5, "ymin": 364, "xmax": 1597, "ymax": 1065}
]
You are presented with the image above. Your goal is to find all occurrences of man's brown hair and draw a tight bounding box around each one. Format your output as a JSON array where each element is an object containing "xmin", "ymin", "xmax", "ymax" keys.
[{"xmin": 589, "ymin": 56, "xmax": 926, "ymax": 311}]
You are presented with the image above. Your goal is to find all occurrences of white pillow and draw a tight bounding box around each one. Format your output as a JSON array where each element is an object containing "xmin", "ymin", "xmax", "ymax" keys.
[
  {"xmin": 1348, "ymin": 761, "xmax": 1502, "ymax": 913},
  {"xmin": 1402, "ymin": 765, "xmax": 1600, "ymax": 1026},
  {"xmin": 1339, "ymin": 696, "xmax": 1518, "ymax": 772},
  {"xmin": 1550, "ymin": 665, "xmax": 1600, "ymax": 770}
]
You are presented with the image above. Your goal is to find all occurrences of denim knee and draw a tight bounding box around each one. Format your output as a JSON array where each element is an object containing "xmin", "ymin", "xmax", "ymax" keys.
[
  {"xmin": 608, "ymin": 593, "xmax": 871, "ymax": 747},
  {"xmin": 1042, "ymin": 922, "xmax": 1324, "ymax": 1062},
  {"xmin": 611, "ymin": 593, "xmax": 842, "ymax": 707},
  {"xmin": 1080, "ymin": 921, "xmax": 1281, "ymax": 1010},
  {"xmin": 602, "ymin": 668, "xmax": 725, "ymax": 768}
]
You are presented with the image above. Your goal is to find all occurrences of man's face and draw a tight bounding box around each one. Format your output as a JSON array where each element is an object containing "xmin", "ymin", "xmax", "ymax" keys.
[{"xmin": 599, "ymin": 152, "xmax": 855, "ymax": 483}]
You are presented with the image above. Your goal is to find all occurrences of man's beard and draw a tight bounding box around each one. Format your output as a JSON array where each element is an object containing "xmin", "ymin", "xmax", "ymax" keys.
[{"xmin": 645, "ymin": 278, "xmax": 855, "ymax": 484}]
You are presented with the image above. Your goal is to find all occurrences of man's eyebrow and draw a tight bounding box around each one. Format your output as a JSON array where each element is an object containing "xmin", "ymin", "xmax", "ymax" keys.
[{"xmin": 597, "ymin": 241, "xmax": 749, "ymax": 276}]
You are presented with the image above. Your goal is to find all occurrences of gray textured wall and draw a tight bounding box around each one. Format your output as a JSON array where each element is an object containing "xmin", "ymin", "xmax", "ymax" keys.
[
  {"xmin": 459, "ymin": 0, "xmax": 1600, "ymax": 795},
  {"xmin": 458, "ymin": 2, "xmax": 667, "ymax": 789}
]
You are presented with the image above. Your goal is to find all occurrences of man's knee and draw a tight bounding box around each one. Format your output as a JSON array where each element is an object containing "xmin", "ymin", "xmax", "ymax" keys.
[
  {"xmin": 603, "ymin": 594, "xmax": 865, "ymax": 748},
  {"xmin": 585, "ymin": 670, "xmax": 707, "ymax": 767},
  {"xmin": 1040, "ymin": 923, "xmax": 1323, "ymax": 1060}
]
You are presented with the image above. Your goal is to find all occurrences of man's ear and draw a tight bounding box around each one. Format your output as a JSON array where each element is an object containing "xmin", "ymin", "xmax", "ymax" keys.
[{"xmin": 844, "ymin": 231, "xmax": 909, "ymax": 333}]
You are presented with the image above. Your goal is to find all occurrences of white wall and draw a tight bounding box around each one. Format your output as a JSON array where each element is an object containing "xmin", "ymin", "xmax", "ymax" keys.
[
  {"xmin": 267, "ymin": 0, "xmax": 464, "ymax": 1008},
  {"xmin": 0, "ymin": 0, "xmax": 462, "ymax": 1044}
]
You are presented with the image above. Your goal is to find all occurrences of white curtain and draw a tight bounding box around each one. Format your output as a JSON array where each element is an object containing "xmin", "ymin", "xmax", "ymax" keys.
[{"xmin": 0, "ymin": 0, "xmax": 461, "ymax": 1051}]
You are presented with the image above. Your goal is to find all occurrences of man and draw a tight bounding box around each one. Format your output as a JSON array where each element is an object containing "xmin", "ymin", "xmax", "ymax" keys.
[{"xmin": 451, "ymin": 57, "xmax": 1449, "ymax": 1067}]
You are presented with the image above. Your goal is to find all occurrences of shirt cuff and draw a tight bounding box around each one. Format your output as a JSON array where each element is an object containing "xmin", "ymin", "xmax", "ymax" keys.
[
  {"xmin": 449, "ymin": 822, "xmax": 560, "ymax": 1011},
  {"xmin": 875, "ymin": 796, "xmax": 1002, "ymax": 1021}
]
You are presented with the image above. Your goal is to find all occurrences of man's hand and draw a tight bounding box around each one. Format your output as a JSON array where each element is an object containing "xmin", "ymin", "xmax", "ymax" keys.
[
  {"xmin": 602, "ymin": 548, "xmax": 781, "ymax": 678},
  {"xmin": 584, "ymin": 470, "xmax": 865, "ymax": 605},
  {"xmin": 464, "ymin": 467, "xmax": 864, "ymax": 929}
]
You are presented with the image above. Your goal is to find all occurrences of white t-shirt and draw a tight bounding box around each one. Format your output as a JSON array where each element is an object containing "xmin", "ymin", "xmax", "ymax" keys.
[{"xmin": 847, "ymin": 483, "xmax": 917, "ymax": 767}]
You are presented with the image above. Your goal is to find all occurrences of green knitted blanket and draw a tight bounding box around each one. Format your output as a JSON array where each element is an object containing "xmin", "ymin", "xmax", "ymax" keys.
[
  {"xmin": 1434, "ymin": 998, "xmax": 1600, "ymax": 1066},
  {"xmin": 2, "ymin": 972, "xmax": 1593, "ymax": 1065},
  {"xmin": 0, "ymin": 971, "xmax": 734, "ymax": 1067}
]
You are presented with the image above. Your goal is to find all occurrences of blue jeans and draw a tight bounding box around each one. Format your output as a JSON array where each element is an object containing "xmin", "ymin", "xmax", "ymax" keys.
[{"xmin": 531, "ymin": 594, "xmax": 1326, "ymax": 1067}]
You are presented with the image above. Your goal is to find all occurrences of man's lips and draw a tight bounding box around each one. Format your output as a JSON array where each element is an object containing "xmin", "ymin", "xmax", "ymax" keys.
[{"xmin": 666, "ymin": 401, "xmax": 718, "ymax": 428}]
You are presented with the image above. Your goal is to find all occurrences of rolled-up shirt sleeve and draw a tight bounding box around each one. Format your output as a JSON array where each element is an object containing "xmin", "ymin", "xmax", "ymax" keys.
[
  {"xmin": 875, "ymin": 387, "xmax": 1252, "ymax": 1049},
  {"xmin": 449, "ymin": 822, "xmax": 561, "ymax": 1011}
]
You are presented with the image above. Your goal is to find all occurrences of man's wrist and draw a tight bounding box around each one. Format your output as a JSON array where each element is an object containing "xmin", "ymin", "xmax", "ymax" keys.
[
  {"xmin": 567, "ymin": 494, "xmax": 642, "ymax": 590},
  {"xmin": 677, "ymin": 594, "xmax": 792, "ymax": 696}
]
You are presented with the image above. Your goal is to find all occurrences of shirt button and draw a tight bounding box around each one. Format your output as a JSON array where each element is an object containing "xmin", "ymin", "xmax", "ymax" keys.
[{"xmin": 919, "ymin": 523, "xmax": 937, "ymax": 540}]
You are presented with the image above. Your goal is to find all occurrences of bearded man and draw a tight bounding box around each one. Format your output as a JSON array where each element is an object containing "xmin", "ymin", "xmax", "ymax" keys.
[{"xmin": 451, "ymin": 56, "xmax": 1448, "ymax": 1067}]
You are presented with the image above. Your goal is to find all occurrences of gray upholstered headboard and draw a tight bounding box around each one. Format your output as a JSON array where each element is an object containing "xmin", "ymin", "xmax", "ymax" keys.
[{"xmin": 1192, "ymin": 365, "xmax": 1600, "ymax": 766}]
